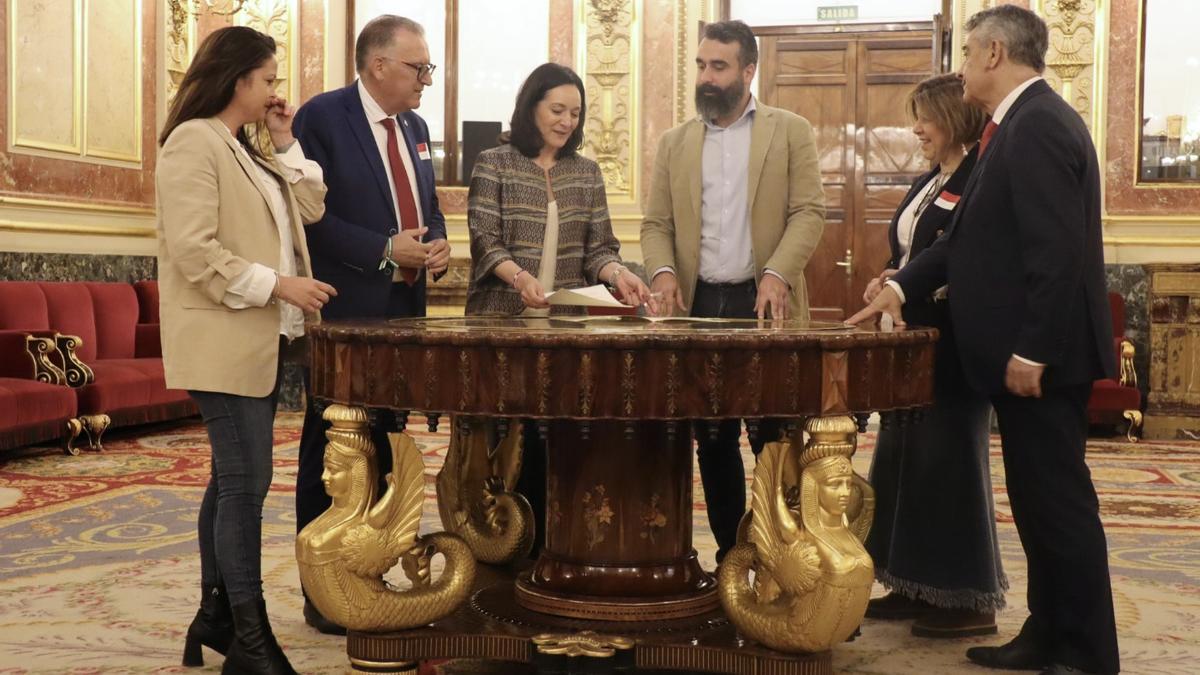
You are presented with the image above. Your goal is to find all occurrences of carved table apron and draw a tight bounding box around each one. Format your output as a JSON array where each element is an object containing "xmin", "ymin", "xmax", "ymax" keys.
[{"xmin": 308, "ymin": 317, "xmax": 937, "ymax": 674}]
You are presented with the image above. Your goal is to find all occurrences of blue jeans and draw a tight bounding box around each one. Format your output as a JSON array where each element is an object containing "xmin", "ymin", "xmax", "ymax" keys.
[{"xmin": 189, "ymin": 365, "xmax": 281, "ymax": 606}]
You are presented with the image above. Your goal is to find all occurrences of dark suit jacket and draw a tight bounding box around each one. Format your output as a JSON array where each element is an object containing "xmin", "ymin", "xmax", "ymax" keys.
[
  {"xmin": 292, "ymin": 82, "xmax": 447, "ymax": 319},
  {"xmin": 893, "ymin": 79, "xmax": 1115, "ymax": 395},
  {"xmin": 886, "ymin": 147, "xmax": 977, "ymax": 394}
]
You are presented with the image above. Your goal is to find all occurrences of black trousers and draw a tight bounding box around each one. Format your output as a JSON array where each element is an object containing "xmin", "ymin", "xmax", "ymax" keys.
[
  {"xmin": 690, "ymin": 279, "xmax": 780, "ymax": 561},
  {"xmin": 991, "ymin": 383, "xmax": 1119, "ymax": 674}
]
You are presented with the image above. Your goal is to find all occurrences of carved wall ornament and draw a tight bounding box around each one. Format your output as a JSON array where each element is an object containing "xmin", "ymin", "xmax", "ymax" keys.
[
  {"xmin": 1037, "ymin": 0, "xmax": 1099, "ymax": 129},
  {"xmin": 164, "ymin": 0, "xmax": 299, "ymax": 112},
  {"xmin": 578, "ymin": 0, "xmax": 639, "ymax": 200}
]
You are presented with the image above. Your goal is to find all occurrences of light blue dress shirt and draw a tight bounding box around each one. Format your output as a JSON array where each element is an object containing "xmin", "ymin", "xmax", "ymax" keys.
[{"xmin": 698, "ymin": 97, "xmax": 756, "ymax": 283}]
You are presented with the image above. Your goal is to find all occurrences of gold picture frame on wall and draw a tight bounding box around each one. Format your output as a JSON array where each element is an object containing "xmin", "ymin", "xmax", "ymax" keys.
[{"xmin": 1136, "ymin": 0, "xmax": 1200, "ymax": 184}]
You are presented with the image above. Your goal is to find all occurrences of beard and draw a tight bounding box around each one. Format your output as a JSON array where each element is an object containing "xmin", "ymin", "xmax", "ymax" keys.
[{"xmin": 694, "ymin": 78, "xmax": 745, "ymax": 121}]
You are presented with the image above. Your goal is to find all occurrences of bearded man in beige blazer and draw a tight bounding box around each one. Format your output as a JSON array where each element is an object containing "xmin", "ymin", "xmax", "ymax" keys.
[{"xmin": 640, "ymin": 19, "xmax": 824, "ymax": 562}]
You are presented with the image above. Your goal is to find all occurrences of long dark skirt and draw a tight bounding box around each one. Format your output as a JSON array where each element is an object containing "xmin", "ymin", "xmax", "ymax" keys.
[{"xmin": 866, "ymin": 392, "xmax": 1008, "ymax": 611}]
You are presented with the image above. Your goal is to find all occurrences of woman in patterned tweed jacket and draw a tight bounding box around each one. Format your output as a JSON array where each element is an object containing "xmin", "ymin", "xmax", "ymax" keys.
[{"xmin": 466, "ymin": 63, "xmax": 653, "ymax": 317}]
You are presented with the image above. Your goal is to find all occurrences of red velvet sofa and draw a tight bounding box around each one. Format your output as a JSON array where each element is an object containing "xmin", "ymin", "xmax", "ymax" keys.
[
  {"xmin": 0, "ymin": 327, "xmax": 79, "ymax": 452},
  {"xmin": 0, "ymin": 280, "xmax": 196, "ymax": 453}
]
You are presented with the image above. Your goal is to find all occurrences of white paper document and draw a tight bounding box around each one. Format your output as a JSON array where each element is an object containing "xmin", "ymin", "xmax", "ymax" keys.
[{"xmin": 545, "ymin": 284, "xmax": 628, "ymax": 308}]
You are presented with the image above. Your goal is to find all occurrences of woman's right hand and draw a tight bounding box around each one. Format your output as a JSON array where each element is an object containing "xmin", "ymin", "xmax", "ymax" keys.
[
  {"xmin": 276, "ymin": 276, "xmax": 337, "ymax": 313},
  {"xmin": 862, "ymin": 268, "xmax": 898, "ymax": 304},
  {"xmin": 515, "ymin": 274, "xmax": 550, "ymax": 310}
]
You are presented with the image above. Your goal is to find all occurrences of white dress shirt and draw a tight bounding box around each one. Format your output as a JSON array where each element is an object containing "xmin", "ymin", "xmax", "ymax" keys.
[
  {"xmin": 222, "ymin": 137, "xmax": 323, "ymax": 341},
  {"xmin": 885, "ymin": 76, "xmax": 1046, "ymax": 366}
]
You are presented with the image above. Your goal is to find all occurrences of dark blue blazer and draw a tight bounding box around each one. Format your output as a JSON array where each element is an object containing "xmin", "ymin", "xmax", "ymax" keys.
[
  {"xmin": 893, "ymin": 80, "xmax": 1115, "ymax": 394},
  {"xmin": 292, "ymin": 82, "xmax": 447, "ymax": 319}
]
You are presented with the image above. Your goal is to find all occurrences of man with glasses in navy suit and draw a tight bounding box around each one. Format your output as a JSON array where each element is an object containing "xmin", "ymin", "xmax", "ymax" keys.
[{"xmin": 291, "ymin": 14, "xmax": 450, "ymax": 635}]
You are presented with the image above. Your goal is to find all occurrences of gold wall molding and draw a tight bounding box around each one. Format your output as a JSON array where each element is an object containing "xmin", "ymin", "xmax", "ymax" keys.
[
  {"xmin": 0, "ymin": 195, "xmax": 154, "ymax": 216},
  {"xmin": 8, "ymin": 0, "xmax": 143, "ymax": 167},
  {"xmin": 0, "ymin": 221, "xmax": 156, "ymax": 238},
  {"xmin": 576, "ymin": 0, "xmax": 640, "ymax": 204}
]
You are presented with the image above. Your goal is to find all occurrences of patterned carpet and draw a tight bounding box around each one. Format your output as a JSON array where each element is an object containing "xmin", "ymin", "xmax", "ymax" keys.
[{"xmin": 0, "ymin": 414, "xmax": 1198, "ymax": 674}]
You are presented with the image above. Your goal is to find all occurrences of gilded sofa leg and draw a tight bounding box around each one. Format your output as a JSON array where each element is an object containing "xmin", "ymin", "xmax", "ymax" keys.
[
  {"xmin": 64, "ymin": 418, "xmax": 84, "ymax": 456},
  {"xmin": 81, "ymin": 414, "xmax": 112, "ymax": 451},
  {"xmin": 1123, "ymin": 410, "xmax": 1143, "ymax": 443}
]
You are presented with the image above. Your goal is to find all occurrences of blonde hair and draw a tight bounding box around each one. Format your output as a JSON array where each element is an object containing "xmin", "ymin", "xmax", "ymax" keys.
[{"xmin": 907, "ymin": 74, "xmax": 988, "ymax": 147}]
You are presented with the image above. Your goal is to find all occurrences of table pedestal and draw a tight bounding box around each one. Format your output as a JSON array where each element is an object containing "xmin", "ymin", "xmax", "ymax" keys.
[{"xmin": 514, "ymin": 420, "xmax": 718, "ymax": 621}]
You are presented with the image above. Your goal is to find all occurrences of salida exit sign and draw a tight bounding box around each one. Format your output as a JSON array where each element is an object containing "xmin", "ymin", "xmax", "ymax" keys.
[{"xmin": 817, "ymin": 5, "xmax": 859, "ymax": 21}]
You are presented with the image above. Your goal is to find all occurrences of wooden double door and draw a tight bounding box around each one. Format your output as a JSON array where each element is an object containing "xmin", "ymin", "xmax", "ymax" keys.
[{"xmin": 758, "ymin": 26, "xmax": 941, "ymax": 319}]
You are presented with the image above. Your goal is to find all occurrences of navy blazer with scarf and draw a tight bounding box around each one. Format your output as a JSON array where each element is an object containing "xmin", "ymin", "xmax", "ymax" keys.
[
  {"xmin": 886, "ymin": 147, "xmax": 977, "ymax": 394},
  {"xmin": 893, "ymin": 79, "xmax": 1115, "ymax": 395},
  {"xmin": 292, "ymin": 82, "xmax": 447, "ymax": 319}
]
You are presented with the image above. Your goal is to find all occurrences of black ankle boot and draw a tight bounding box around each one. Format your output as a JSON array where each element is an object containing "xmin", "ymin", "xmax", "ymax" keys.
[
  {"xmin": 182, "ymin": 584, "xmax": 233, "ymax": 667},
  {"xmin": 221, "ymin": 598, "xmax": 298, "ymax": 675}
]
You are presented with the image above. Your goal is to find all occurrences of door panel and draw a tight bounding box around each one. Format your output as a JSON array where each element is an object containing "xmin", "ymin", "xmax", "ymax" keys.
[{"xmin": 759, "ymin": 29, "xmax": 934, "ymax": 319}]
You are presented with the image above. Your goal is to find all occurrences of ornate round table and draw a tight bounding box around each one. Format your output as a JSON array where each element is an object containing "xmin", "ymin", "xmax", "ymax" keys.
[{"xmin": 306, "ymin": 316, "xmax": 936, "ymax": 674}]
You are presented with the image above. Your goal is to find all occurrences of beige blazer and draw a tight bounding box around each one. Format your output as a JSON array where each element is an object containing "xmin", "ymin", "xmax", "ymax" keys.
[
  {"xmin": 640, "ymin": 103, "xmax": 825, "ymax": 319},
  {"xmin": 156, "ymin": 118, "xmax": 326, "ymax": 397}
]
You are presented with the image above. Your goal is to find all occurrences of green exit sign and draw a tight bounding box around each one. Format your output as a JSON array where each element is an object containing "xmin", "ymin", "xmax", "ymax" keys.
[{"xmin": 818, "ymin": 5, "xmax": 859, "ymax": 21}]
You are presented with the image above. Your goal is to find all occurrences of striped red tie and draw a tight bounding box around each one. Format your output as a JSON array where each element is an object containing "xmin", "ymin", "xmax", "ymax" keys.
[{"xmin": 978, "ymin": 119, "xmax": 999, "ymax": 156}]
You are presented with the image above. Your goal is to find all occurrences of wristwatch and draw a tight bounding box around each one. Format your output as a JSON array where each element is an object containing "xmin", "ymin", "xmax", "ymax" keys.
[{"xmin": 379, "ymin": 237, "xmax": 399, "ymax": 274}]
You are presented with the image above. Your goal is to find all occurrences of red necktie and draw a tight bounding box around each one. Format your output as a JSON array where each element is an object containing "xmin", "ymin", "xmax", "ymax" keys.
[
  {"xmin": 381, "ymin": 118, "xmax": 420, "ymax": 285},
  {"xmin": 978, "ymin": 119, "xmax": 999, "ymax": 156}
]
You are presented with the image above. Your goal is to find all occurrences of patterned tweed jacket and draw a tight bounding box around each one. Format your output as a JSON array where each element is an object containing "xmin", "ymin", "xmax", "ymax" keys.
[{"xmin": 466, "ymin": 144, "xmax": 622, "ymax": 316}]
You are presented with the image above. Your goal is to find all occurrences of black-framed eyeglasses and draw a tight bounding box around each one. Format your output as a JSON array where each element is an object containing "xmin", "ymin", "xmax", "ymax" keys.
[{"xmin": 383, "ymin": 57, "xmax": 436, "ymax": 80}]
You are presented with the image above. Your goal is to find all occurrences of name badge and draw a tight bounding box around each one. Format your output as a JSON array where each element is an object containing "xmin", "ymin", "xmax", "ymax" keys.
[
  {"xmin": 417, "ymin": 142, "xmax": 432, "ymax": 161},
  {"xmin": 933, "ymin": 190, "xmax": 960, "ymax": 211}
]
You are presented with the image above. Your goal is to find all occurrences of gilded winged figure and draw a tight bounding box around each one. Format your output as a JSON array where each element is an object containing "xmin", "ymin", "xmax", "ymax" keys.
[{"xmin": 296, "ymin": 405, "xmax": 476, "ymax": 632}]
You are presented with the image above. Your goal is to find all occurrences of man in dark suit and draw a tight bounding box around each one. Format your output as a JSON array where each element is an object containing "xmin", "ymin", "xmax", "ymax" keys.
[
  {"xmin": 291, "ymin": 14, "xmax": 450, "ymax": 634},
  {"xmin": 849, "ymin": 6, "xmax": 1119, "ymax": 675}
]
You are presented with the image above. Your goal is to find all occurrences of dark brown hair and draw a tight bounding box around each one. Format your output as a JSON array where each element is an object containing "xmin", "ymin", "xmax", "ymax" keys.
[
  {"xmin": 701, "ymin": 20, "xmax": 758, "ymax": 68},
  {"xmin": 907, "ymin": 73, "xmax": 988, "ymax": 147},
  {"xmin": 158, "ymin": 26, "xmax": 276, "ymax": 159},
  {"xmin": 502, "ymin": 63, "xmax": 586, "ymax": 160}
]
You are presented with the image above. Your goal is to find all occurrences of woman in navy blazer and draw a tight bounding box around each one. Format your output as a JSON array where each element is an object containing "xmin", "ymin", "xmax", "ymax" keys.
[{"xmin": 860, "ymin": 74, "xmax": 1008, "ymax": 638}]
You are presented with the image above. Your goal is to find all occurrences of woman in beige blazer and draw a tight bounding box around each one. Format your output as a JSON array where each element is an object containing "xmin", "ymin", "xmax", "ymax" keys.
[{"xmin": 156, "ymin": 26, "xmax": 333, "ymax": 675}]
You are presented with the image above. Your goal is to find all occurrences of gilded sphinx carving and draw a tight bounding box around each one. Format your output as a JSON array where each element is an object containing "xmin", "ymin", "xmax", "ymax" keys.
[
  {"xmin": 436, "ymin": 416, "xmax": 534, "ymax": 564},
  {"xmin": 719, "ymin": 415, "xmax": 874, "ymax": 653},
  {"xmin": 296, "ymin": 405, "xmax": 476, "ymax": 632}
]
